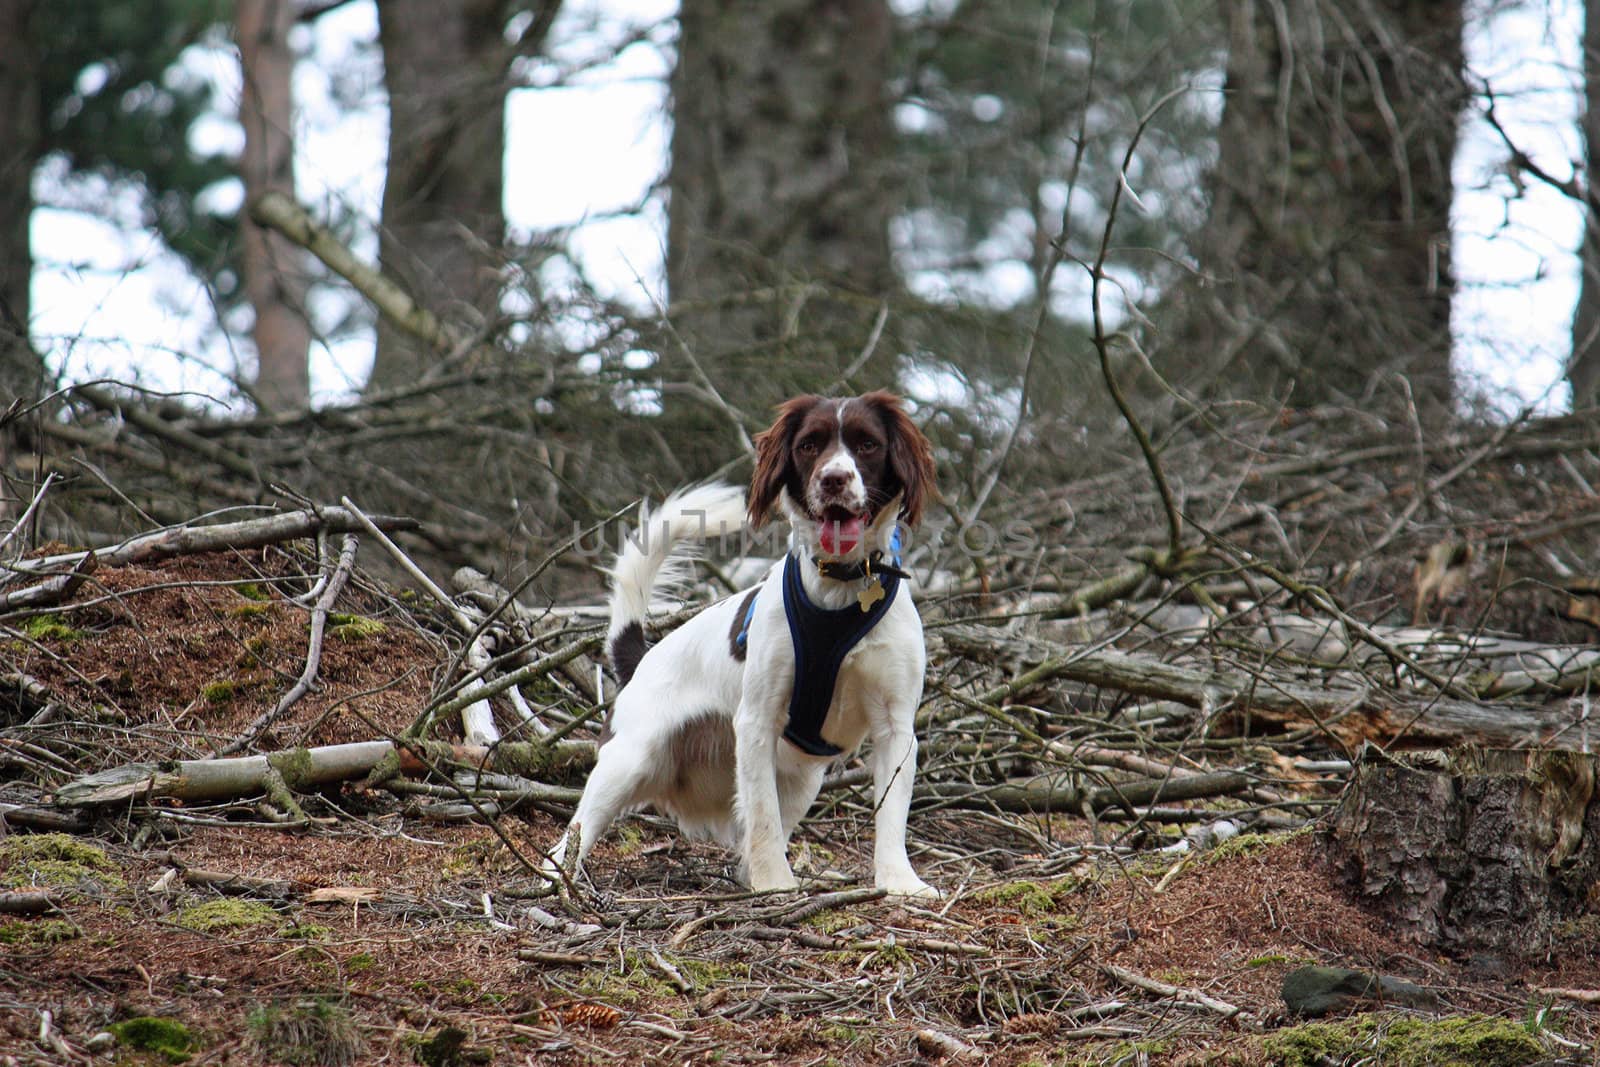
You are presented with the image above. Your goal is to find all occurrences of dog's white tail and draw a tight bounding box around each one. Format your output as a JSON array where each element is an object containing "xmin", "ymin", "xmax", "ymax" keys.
[{"xmin": 607, "ymin": 482, "xmax": 746, "ymax": 686}]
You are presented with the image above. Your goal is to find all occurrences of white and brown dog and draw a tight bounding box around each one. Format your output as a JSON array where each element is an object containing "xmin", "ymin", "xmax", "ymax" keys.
[{"xmin": 548, "ymin": 391, "xmax": 939, "ymax": 896}]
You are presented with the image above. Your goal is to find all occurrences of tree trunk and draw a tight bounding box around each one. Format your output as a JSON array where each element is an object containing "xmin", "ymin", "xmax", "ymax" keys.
[
  {"xmin": 237, "ymin": 0, "xmax": 311, "ymax": 412},
  {"xmin": 1324, "ymin": 747, "xmax": 1600, "ymax": 959},
  {"xmin": 369, "ymin": 0, "xmax": 508, "ymax": 394},
  {"xmin": 1572, "ymin": 0, "xmax": 1600, "ymax": 410},
  {"xmin": 0, "ymin": 0, "xmax": 46, "ymax": 403},
  {"xmin": 1176, "ymin": 0, "xmax": 1463, "ymax": 415},
  {"xmin": 666, "ymin": 0, "xmax": 896, "ymax": 412}
]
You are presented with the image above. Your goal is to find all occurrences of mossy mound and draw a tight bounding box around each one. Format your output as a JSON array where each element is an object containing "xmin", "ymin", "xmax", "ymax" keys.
[
  {"xmin": 109, "ymin": 1016, "xmax": 198, "ymax": 1063},
  {"xmin": 0, "ymin": 918, "xmax": 79, "ymax": 946},
  {"xmin": 0, "ymin": 833, "xmax": 125, "ymax": 896},
  {"xmin": 21, "ymin": 613, "xmax": 84, "ymax": 641},
  {"xmin": 326, "ymin": 613, "xmax": 385, "ymax": 641},
  {"xmin": 1264, "ymin": 1013, "xmax": 1545, "ymax": 1067},
  {"xmin": 971, "ymin": 878, "xmax": 1078, "ymax": 919},
  {"xmin": 173, "ymin": 897, "xmax": 282, "ymax": 934}
]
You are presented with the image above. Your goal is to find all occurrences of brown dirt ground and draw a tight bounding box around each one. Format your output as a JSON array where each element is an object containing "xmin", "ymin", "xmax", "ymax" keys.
[{"xmin": 2, "ymin": 550, "xmax": 1598, "ymax": 1066}]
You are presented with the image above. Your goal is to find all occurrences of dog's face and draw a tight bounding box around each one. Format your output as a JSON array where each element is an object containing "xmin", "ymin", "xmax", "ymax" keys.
[{"xmin": 748, "ymin": 391, "xmax": 936, "ymax": 554}]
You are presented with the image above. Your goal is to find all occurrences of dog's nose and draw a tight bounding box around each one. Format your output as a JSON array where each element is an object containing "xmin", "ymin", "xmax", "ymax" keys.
[{"xmin": 820, "ymin": 470, "xmax": 849, "ymax": 496}]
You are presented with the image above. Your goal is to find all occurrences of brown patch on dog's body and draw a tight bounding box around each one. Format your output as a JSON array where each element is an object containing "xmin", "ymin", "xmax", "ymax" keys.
[{"xmin": 661, "ymin": 711, "xmax": 738, "ymax": 835}]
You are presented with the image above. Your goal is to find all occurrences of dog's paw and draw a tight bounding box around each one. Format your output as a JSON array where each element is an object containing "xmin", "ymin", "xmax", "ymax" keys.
[
  {"xmin": 878, "ymin": 876, "xmax": 941, "ymax": 900},
  {"xmin": 748, "ymin": 868, "xmax": 801, "ymax": 893}
]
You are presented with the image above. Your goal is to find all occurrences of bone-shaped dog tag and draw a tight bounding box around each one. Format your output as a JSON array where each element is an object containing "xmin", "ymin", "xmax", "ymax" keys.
[{"xmin": 857, "ymin": 578, "xmax": 885, "ymax": 612}]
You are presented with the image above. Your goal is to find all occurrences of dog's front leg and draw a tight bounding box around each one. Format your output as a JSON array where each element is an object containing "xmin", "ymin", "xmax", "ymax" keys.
[
  {"xmin": 734, "ymin": 694, "xmax": 799, "ymax": 891},
  {"xmin": 871, "ymin": 716, "xmax": 938, "ymax": 898}
]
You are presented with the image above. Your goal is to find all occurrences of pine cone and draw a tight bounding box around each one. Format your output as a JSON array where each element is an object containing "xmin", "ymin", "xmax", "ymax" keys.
[{"xmin": 561, "ymin": 1002, "xmax": 621, "ymax": 1030}]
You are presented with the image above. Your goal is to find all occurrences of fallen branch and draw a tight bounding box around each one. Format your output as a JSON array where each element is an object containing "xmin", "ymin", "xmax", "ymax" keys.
[
  {"xmin": 0, "ymin": 551, "xmax": 98, "ymax": 614},
  {"xmin": 940, "ymin": 624, "xmax": 1599, "ymax": 750},
  {"xmin": 1102, "ymin": 963, "xmax": 1259, "ymax": 1030},
  {"xmin": 916, "ymin": 770, "xmax": 1252, "ymax": 814},
  {"xmin": 0, "ymin": 890, "xmax": 63, "ymax": 915},
  {"xmin": 251, "ymin": 191, "xmax": 472, "ymax": 362},
  {"xmin": 5, "ymin": 507, "xmax": 416, "ymax": 578},
  {"xmin": 53, "ymin": 737, "xmax": 594, "ymax": 807}
]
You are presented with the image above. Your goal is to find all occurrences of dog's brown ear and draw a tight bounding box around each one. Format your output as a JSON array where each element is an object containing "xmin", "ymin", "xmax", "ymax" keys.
[
  {"xmin": 749, "ymin": 395, "xmax": 821, "ymax": 527},
  {"xmin": 862, "ymin": 391, "xmax": 937, "ymax": 527}
]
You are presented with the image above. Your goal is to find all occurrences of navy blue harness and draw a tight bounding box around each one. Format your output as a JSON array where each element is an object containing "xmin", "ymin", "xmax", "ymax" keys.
[{"xmin": 734, "ymin": 538, "xmax": 904, "ymax": 757}]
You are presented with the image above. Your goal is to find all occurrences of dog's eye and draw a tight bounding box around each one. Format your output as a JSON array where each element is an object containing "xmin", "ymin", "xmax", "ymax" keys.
[
  {"xmin": 855, "ymin": 439, "xmax": 879, "ymax": 453},
  {"xmin": 797, "ymin": 439, "xmax": 820, "ymax": 455}
]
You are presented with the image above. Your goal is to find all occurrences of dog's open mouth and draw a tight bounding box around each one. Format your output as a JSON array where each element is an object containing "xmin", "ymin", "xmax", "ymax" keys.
[{"xmin": 817, "ymin": 504, "xmax": 868, "ymax": 555}]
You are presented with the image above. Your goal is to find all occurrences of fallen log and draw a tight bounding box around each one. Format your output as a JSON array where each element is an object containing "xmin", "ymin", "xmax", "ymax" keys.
[
  {"xmin": 5, "ymin": 506, "xmax": 418, "ymax": 578},
  {"xmin": 0, "ymin": 890, "xmax": 63, "ymax": 915},
  {"xmin": 52, "ymin": 738, "xmax": 594, "ymax": 807}
]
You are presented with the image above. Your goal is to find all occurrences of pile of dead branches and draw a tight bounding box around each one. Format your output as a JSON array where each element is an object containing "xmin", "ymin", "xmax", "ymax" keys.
[{"xmin": 4, "ymin": 394, "xmax": 1597, "ymax": 862}]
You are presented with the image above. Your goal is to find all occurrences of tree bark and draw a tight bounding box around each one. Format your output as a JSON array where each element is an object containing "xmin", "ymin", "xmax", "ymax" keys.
[
  {"xmin": 1324, "ymin": 746, "xmax": 1600, "ymax": 958},
  {"xmin": 667, "ymin": 0, "xmax": 896, "ymax": 410},
  {"xmin": 0, "ymin": 0, "xmax": 46, "ymax": 402},
  {"xmin": 368, "ymin": 0, "xmax": 509, "ymax": 394},
  {"xmin": 1178, "ymin": 0, "xmax": 1464, "ymax": 414},
  {"xmin": 237, "ymin": 0, "xmax": 312, "ymax": 412},
  {"xmin": 1572, "ymin": 0, "xmax": 1600, "ymax": 410}
]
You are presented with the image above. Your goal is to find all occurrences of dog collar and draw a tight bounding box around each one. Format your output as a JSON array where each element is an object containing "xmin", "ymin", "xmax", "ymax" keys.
[{"xmin": 813, "ymin": 549, "xmax": 912, "ymax": 584}]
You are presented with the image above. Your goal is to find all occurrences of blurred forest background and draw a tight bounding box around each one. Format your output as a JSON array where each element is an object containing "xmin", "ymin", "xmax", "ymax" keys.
[{"xmin": 0, "ymin": 0, "xmax": 1597, "ymax": 587}]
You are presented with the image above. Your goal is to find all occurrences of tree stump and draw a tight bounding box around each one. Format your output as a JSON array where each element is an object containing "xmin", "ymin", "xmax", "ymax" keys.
[{"xmin": 1324, "ymin": 746, "xmax": 1600, "ymax": 958}]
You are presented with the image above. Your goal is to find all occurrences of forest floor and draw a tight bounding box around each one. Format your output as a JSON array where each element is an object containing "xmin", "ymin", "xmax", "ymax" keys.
[{"xmin": 3, "ymin": 549, "xmax": 1599, "ymax": 1066}]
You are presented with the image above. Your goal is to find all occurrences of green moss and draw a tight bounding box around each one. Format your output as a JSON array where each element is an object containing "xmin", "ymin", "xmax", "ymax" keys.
[
  {"xmin": 613, "ymin": 822, "xmax": 647, "ymax": 856},
  {"xmin": 201, "ymin": 679, "xmax": 239, "ymax": 705},
  {"xmin": 677, "ymin": 956, "xmax": 747, "ymax": 988},
  {"xmin": 229, "ymin": 601, "xmax": 274, "ymax": 621},
  {"xmin": 0, "ymin": 833, "xmax": 124, "ymax": 896},
  {"xmin": 236, "ymin": 582, "xmax": 273, "ymax": 601},
  {"xmin": 20, "ymin": 613, "xmax": 83, "ymax": 641},
  {"xmin": 326, "ymin": 613, "xmax": 385, "ymax": 642},
  {"xmin": 864, "ymin": 942, "xmax": 914, "ymax": 969},
  {"xmin": 803, "ymin": 910, "xmax": 857, "ymax": 935},
  {"xmin": 821, "ymin": 1023, "xmax": 866, "ymax": 1046},
  {"xmin": 173, "ymin": 898, "xmax": 281, "ymax": 934},
  {"xmin": 21, "ymin": 615, "xmax": 74, "ymax": 639},
  {"xmin": 575, "ymin": 952, "xmax": 683, "ymax": 1006},
  {"xmin": 0, "ymin": 833, "xmax": 114, "ymax": 870},
  {"xmin": 1263, "ymin": 1014, "xmax": 1546, "ymax": 1067},
  {"xmin": 278, "ymin": 924, "xmax": 332, "ymax": 941},
  {"xmin": 1205, "ymin": 831, "xmax": 1278, "ymax": 863},
  {"xmin": 346, "ymin": 952, "xmax": 377, "ymax": 973},
  {"xmin": 247, "ymin": 998, "xmax": 363, "ymax": 1066},
  {"xmin": 0, "ymin": 918, "xmax": 79, "ymax": 945},
  {"xmin": 972, "ymin": 878, "xmax": 1078, "ymax": 918},
  {"xmin": 416, "ymin": 1026, "xmax": 475, "ymax": 1067},
  {"xmin": 267, "ymin": 747, "xmax": 316, "ymax": 789},
  {"xmin": 108, "ymin": 1016, "xmax": 197, "ymax": 1063}
]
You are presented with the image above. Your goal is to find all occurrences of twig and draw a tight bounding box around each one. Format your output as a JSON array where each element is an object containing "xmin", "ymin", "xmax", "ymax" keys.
[
  {"xmin": 0, "ymin": 472, "xmax": 58, "ymax": 559},
  {"xmin": 217, "ymin": 533, "xmax": 359, "ymax": 755},
  {"xmin": 1102, "ymin": 963, "xmax": 1258, "ymax": 1029},
  {"xmin": 338, "ymin": 495, "xmax": 475, "ymax": 633},
  {"xmin": 1087, "ymin": 87, "xmax": 1193, "ymax": 560}
]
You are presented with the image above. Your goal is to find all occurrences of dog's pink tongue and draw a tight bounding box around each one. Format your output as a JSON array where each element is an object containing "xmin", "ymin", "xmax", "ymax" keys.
[{"xmin": 820, "ymin": 515, "xmax": 864, "ymax": 555}]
